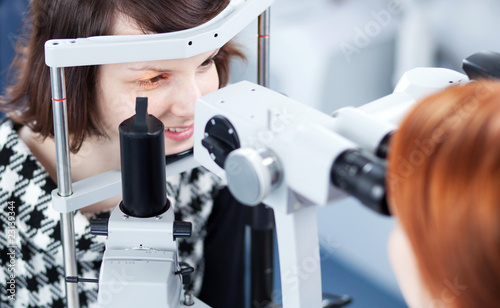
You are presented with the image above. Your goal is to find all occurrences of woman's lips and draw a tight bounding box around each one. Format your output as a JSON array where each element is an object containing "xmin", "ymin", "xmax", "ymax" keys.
[{"xmin": 164, "ymin": 124, "xmax": 194, "ymax": 141}]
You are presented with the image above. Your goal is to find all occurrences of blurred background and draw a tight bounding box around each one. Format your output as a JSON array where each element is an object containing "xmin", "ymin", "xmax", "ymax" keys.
[{"xmin": 2, "ymin": 0, "xmax": 500, "ymax": 307}]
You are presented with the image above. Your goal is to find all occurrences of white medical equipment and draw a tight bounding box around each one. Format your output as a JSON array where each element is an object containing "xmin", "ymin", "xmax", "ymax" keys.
[
  {"xmin": 193, "ymin": 67, "xmax": 468, "ymax": 308},
  {"xmin": 45, "ymin": 0, "xmax": 273, "ymax": 307}
]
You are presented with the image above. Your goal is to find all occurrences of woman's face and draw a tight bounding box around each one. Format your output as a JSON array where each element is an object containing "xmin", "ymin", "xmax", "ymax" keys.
[
  {"xmin": 388, "ymin": 222, "xmax": 432, "ymax": 308},
  {"xmin": 96, "ymin": 14, "xmax": 220, "ymax": 155}
]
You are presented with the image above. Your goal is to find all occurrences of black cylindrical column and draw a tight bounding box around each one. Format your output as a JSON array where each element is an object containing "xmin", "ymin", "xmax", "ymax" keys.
[
  {"xmin": 247, "ymin": 204, "xmax": 275, "ymax": 308},
  {"xmin": 119, "ymin": 97, "xmax": 169, "ymax": 217}
]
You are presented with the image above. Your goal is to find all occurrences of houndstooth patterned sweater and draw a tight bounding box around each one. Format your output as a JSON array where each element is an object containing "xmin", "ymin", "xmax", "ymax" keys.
[{"xmin": 0, "ymin": 118, "xmax": 224, "ymax": 308}]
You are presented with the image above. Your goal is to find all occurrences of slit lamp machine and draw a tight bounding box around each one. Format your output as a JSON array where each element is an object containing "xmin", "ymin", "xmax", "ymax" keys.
[{"xmin": 44, "ymin": 0, "xmax": 498, "ymax": 306}]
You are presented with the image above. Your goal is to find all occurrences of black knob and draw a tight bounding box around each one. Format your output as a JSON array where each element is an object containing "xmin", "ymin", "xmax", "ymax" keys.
[
  {"xmin": 175, "ymin": 263, "xmax": 195, "ymax": 286},
  {"xmin": 66, "ymin": 276, "xmax": 99, "ymax": 284},
  {"xmin": 331, "ymin": 149, "xmax": 390, "ymax": 216},
  {"xmin": 202, "ymin": 116, "xmax": 240, "ymax": 168},
  {"xmin": 322, "ymin": 293, "xmax": 352, "ymax": 308},
  {"xmin": 173, "ymin": 221, "xmax": 192, "ymax": 240},
  {"xmin": 463, "ymin": 51, "xmax": 500, "ymax": 80},
  {"xmin": 90, "ymin": 218, "xmax": 109, "ymax": 236}
]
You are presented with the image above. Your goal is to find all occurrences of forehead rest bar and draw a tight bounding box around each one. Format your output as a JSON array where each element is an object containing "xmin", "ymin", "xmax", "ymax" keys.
[{"xmin": 44, "ymin": 0, "xmax": 274, "ymax": 67}]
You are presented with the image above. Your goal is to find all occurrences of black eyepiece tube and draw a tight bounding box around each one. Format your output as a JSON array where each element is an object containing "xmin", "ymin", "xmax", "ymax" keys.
[
  {"xmin": 119, "ymin": 97, "xmax": 169, "ymax": 217},
  {"xmin": 331, "ymin": 149, "xmax": 390, "ymax": 216},
  {"xmin": 376, "ymin": 132, "xmax": 393, "ymax": 159}
]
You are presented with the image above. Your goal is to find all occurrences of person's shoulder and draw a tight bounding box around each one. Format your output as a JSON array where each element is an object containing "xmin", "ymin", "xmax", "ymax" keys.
[
  {"xmin": 0, "ymin": 117, "xmax": 17, "ymax": 150},
  {"xmin": 191, "ymin": 166, "xmax": 225, "ymax": 185},
  {"xmin": 0, "ymin": 117, "xmax": 31, "ymax": 157},
  {"xmin": 0, "ymin": 117, "xmax": 52, "ymax": 189},
  {"xmin": 0, "ymin": 116, "xmax": 14, "ymax": 130}
]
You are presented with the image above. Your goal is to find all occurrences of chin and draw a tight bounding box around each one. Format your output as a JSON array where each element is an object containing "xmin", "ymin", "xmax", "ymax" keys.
[{"xmin": 164, "ymin": 139, "xmax": 194, "ymax": 156}]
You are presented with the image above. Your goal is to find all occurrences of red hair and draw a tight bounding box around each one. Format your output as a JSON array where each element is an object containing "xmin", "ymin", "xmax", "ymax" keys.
[{"xmin": 387, "ymin": 81, "xmax": 500, "ymax": 308}]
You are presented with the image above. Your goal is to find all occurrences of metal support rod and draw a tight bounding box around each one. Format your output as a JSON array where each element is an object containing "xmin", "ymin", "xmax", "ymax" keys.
[
  {"xmin": 258, "ymin": 8, "xmax": 271, "ymax": 87},
  {"xmin": 50, "ymin": 67, "xmax": 80, "ymax": 308},
  {"xmin": 250, "ymin": 8, "xmax": 275, "ymax": 308},
  {"xmin": 51, "ymin": 67, "xmax": 72, "ymax": 195},
  {"xmin": 60, "ymin": 212, "xmax": 79, "ymax": 308}
]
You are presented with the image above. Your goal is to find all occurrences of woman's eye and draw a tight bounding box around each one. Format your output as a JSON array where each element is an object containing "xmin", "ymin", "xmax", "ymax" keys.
[
  {"xmin": 137, "ymin": 73, "xmax": 169, "ymax": 89},
  {"xmin": 200, "ymin": 58, "xmax": 215, "ymax": 68}
]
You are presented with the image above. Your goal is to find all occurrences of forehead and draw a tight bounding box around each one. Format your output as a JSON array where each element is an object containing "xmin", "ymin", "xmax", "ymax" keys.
[
  {"xmin": 112, "ymin": 13, "xmax": 149, "ymax": 35},
  {"xmin": 105, "ymin": 14, "xmax": 217, "ymax": 73}
]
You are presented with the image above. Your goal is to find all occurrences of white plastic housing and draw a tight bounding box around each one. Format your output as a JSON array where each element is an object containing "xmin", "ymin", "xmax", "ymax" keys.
[
  {"xmin": 98, "ymin": 249, "xmax": 181, "ymax": 308},
  {"xmin": 332, "ymin": 107, "xmax": 396, "ymax": 156},
  {"xmin": 358, "ymin": 67, "xmax": 468, "ymax": 125},
  {"xmin": 394, "ymin": 67, "xmax": 468, "ymax": 99},
  {"xmin": 44, "ymin": 0, "xmax": 273, "ymax": 67},
  {"xmin": 194, "ymin": 81, "xmax": 354, "ymax": 207},
  {"xmin": 97, "ymin": 201, "xmax": 182, "ymax": 307},
  {"xmin": 333, "ymin": 67, "xmax": 468, "ymax": 152}
]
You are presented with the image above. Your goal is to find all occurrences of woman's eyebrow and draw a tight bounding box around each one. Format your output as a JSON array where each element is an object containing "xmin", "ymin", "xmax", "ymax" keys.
[
  {"xmin": 127, "ymin": 66, "xmax": 171, "ymax": 73},
  {"xmin": 207, "ymin": 48, "xmax": 221, "ymax": 60},
  {"xmin": 199, "ymin": 48, "xmax": 221, "ymax": 66}
]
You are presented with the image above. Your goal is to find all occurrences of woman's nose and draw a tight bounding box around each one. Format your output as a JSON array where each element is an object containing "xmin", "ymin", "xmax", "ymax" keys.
[{"xmin": 168, "ymin": 78, "xmax": 201, "ymax": 118}]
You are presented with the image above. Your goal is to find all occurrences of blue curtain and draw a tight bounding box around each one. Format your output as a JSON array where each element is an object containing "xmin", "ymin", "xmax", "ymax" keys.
[{"xmin": 0, "ymin": 0, "xmax": 29, "ymax": 118}]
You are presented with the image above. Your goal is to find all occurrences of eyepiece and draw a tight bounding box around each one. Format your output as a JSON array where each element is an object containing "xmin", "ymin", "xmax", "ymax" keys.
[{"xmin": 331, "ymin": 149, "xmax": 390, "ymax": 216}]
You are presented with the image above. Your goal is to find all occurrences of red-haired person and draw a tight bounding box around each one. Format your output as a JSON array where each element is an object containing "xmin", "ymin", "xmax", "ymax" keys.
[
  {"xmin": 0, "ymin": 1, "xmax": 245, "ymax": 307},
  {"xmin": 387, "ymin": 81, "xmax": 500, "ymax": 308}
]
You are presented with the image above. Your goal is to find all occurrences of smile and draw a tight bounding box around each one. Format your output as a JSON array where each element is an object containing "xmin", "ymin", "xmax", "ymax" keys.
[
  {"xmin": 164, "ymin": 124, "xmax": 194, "ymax": 141},
  {"xmin": 166, "ymin": 127, "xmax": 189, "ymax": 132}
]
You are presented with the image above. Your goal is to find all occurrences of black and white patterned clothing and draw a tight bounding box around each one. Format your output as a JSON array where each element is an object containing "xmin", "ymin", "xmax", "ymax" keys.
[{"xmin": 0, "ymin": 118, "xmax": 244, "ymax": 308}]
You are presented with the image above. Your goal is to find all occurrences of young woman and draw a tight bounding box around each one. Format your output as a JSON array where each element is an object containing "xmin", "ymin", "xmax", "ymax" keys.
[
  {"xmin": 387, "ymin": 81, "xmax": 500, "ymax": 308},
  {"xmin": 0, "ymin": 0, "xmax": 246, "ymax": 307}
]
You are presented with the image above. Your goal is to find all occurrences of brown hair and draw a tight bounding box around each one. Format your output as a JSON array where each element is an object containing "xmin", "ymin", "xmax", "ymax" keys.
[
  {"xmin": 387, "ymin": 81, "xmax": 500, "ymax": 308},
  {"xmin": 0, "ymin": 0, "xmax": 244, "ymax": 152}
]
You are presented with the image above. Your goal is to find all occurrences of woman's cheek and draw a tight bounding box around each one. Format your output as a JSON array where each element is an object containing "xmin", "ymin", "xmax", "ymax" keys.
[
  {"xmin": 202, "ymin": 66, "xmax": 220, "ymax": 94},
  {"xmin": 388, "ymin": 224, "xmax": 430, "ymax": 308},
  {"xmin": 102, "ymin": 93, "xmax": 137, "ymax": 134}
]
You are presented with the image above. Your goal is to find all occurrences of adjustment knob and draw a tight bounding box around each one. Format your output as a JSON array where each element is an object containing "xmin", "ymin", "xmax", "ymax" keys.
[
  {"xmin": 224, "ymin": 147, "xmax": 282, "ymax": 206},
  {"xmin": 202, "ymin": 116, "xmax": 240, "ymax": 168},
  {"xmin": 463, "ymin": 51, "xmax": 500, "ymax": 80},
  {"xmin": 175, "ymin": 264, "xmax": 195, "ymax": 286},
  {"xmin": 173, "ymin": 221, "xmax": 192, "ymax": 240},
  {"xmin": 90, "ymin": 218, "xmax": 109, "ymax": 236}
]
